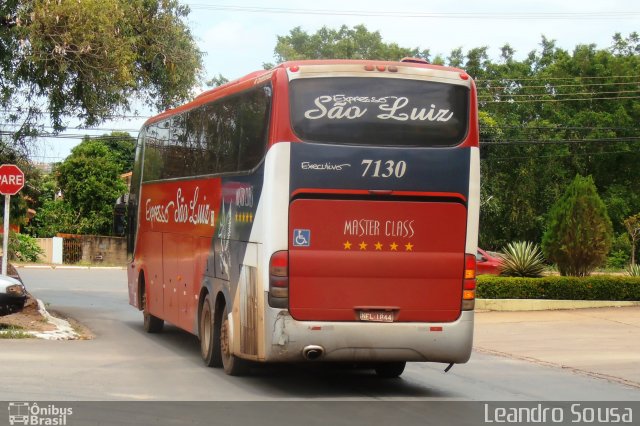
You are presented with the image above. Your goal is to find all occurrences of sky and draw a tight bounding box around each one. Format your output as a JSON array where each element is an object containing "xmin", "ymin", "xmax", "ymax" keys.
[{"xmin": 30, "ymin": 0, "xmax": 639, "ymax": 163}]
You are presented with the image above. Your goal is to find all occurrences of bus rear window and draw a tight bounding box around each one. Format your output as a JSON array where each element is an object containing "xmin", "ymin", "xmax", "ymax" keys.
[{"xmin": 290, "ymin": 77, "xmax": 469, "ymax": 147}]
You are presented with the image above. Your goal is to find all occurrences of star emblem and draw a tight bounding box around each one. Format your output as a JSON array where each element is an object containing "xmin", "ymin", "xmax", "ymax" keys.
[
  {"xmin": 343, "ymin": 241, "xmax": 352, "ymax": 250},
  {"xmin": 374, "ymin": 242, "xmax": 383, "ymax": 251},
  {"xmin": 359, "ymin": 241, "xmax": 368, "ymax": 250},
  {"xmin": 405, "ymin": 242, "xmax": 414, "ymax": 252},
  {"xmin": 390, "ymin": 242, "xmax": 398, "ymax": 251}
]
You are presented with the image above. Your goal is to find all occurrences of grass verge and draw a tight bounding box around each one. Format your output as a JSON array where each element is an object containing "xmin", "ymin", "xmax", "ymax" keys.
[{"xmin": 0, "ymin": 324, "xmax": 34, "ymax": 339}]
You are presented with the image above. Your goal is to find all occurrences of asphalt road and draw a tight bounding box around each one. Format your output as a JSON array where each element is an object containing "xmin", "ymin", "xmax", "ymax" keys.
[{"xmin": 1, "ymin": 268, "xmax": 639, "ymax": 402}]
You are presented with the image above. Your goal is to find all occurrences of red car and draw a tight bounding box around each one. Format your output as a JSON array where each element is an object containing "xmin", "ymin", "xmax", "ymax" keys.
[{"xmin": 476, "ymin": 248, "xmax": 502, "ymax": 275}]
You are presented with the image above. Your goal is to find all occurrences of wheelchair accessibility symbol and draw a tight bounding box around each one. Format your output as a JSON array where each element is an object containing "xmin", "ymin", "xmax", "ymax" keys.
[{"xmin": 293, "ymin": 229, "xmax": 311, "ymax": 247}]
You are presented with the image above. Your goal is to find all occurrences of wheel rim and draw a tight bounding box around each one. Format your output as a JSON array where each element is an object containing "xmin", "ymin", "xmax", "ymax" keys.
[
  {"xmin": 221, "ymin": 317, "xmax": 231, "ymax": 360},
  {"xmin": 201, "ymin": 306, "xmax": 211, "ymax": 356},
  {"xmin": 142, "ymin": 292, "xmax": 149, "ymax": 328}
]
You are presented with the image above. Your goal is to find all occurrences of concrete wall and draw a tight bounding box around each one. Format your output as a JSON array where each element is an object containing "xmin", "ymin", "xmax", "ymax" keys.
[
  {"xmin": 80, "ymin": 236, "xmax": 127, "ymax": 265},
  {"xmin": 35, "ymin": 238, "xmax": 53, "ymax": 263},
  {"xmin": 34, "ymin": 236, "xmax": 126, "ymax": 265}
]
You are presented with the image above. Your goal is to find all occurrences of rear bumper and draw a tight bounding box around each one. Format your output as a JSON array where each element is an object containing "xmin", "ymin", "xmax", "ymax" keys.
[{"xmin": 265, "ymin": 309, "xmax": 474, "ymax": 363}]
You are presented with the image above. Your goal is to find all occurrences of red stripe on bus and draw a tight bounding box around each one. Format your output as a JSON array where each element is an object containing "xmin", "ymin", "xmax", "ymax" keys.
[{"xmin": 291, "ymin": 188, "xmax": 466, "ymax": 202}]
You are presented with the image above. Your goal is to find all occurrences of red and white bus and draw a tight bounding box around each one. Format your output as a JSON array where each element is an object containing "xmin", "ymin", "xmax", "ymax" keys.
[{"xmin": 126, "ymin": 58, "xmax": 480, "ymax": 377}]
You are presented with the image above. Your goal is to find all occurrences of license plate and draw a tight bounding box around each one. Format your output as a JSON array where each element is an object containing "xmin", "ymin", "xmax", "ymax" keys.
[{"xmin": 359, "ymin": 310, "xmax": 394, "ymax": 323}]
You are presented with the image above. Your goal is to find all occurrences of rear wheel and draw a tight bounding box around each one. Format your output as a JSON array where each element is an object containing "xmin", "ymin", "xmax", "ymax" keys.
[
  {"xmin": 142, "ymin": 286, "xmax": 164, "ymax": 333},
  {"xmin": 219, "ymin": 305, "xmax": 249, "ymax": 376},
  {"xmin": 374, "ymin": 362, "xmax": 406, "ymax": 378},
  {"xmin": 199, "ymin": 295, "xmax": 221, "ymax": 367}
]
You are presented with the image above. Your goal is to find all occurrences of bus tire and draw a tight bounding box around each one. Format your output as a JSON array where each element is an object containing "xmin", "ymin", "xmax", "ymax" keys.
[
  {"xmin": 374, "ymin": 362, "xmax": 406, "ymax": 378},
  {"xmin": 219, "ymin": 305, "xmax": 249, "ymax": 376},
  {"xmin": 200, "ymin": 294, "xmax": 221, "ymax": 367},
  {"xmin": 142, "ymin": 286, "xmax": 164, "ymax": 333}
]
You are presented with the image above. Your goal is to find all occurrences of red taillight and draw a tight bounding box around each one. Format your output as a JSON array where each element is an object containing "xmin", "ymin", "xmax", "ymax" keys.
[
  {"xmin": 464, "ymin": 254, "xmax": 476, "ymax": 279},
  {"xmin": 270, "ymin": 251, "xmax": 288, "ymax": 277},
  {"xmin": 289, "ymin": 66, "xmax": 299, "ymax": 73},
  {"xmin": 462, "ymin": 254, "xmax": 476, "ymax": 310},
  {"xmin": 376, "ymin": 65, "xmax": 386, "ymax": 72},
  {"xmin": 364, "ymin": 65, "xmax": 375, "ymax": 71},
  {"xmin": 459, "ymin": 73, "xmax": 469, "ymax": 80},
  {"xmin": 269, "ymin": 251, "xmax": 289, "ymax": 304}
]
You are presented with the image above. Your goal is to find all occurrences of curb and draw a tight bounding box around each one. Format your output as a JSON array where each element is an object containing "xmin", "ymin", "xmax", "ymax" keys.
[
  {"xmin": 29, "ymin": 299, "xmax": 80, "ymax": 340},
  {"xmin": 14, "ymin": 264, "xmax": 126, "ymax": 270},
  {"xmin": 476, "ymin": 299, "xmax": 640, "ymax": 311}
]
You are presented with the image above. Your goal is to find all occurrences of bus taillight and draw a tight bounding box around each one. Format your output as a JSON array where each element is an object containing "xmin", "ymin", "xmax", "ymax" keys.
[
  {"xmin": 269, "ymin": 251, "xmax": 289, "ymax": 308},
  {"xmin": 462, "ymin": 254, "xmax": 476, "ymax": 311}
]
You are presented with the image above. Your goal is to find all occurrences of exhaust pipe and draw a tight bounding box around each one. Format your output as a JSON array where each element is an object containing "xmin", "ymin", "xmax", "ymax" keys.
[{"xmin": 302, "ymin": 345, "xmax": 325, "ymax": 361}]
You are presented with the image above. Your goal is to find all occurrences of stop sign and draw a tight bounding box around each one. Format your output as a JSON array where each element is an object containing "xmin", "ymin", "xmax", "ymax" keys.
[{"xmin": 0, "ymin": 164, "xmax": 25, "ymax": 195}]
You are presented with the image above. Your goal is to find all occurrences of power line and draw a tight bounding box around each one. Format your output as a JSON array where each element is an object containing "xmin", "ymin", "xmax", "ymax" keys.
[
  {"xmin": 0, "ymin": 110, "xmax": 150, "ymax": 120},
  {"xmin": 481, "ymin": 137, "xmax": 640, "ymax": 145},
  {"xmin": 486, "ymin": 125, "xmax": 640, "ymax": 131},
  {"xmin": 0, "ymin": 124, "xmax": 140, "ymax": 133},
  {"xmin": 476, "ymin": 75, "xmax": 640, "ymax": 83},
  {"xmin": 478, "ymin": 89, "xmax": 640, "ymax": 99},
  {"xmin": 482, "ymin": 95, "xmax": 640, "ymax": 103},
  {"xmin": 0, "ymin": 131, "xmax": 137, "ymax": 141},
  {"xmin": 479, "ymin": 81, "xmax": 640, "ymax": 92},
  {"xmin": 483, "ymin": 149, "xmax": 640, "ymax": 161},
  {"xmin": 186, "ymin": 4, "xmax": 640, "ymax": 20}
]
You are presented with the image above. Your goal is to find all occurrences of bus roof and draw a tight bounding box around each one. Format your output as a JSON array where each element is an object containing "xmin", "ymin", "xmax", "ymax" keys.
[
  {"xmin": 143, "ymin": 58, "xmax": 468, "ymax": 127},
  {"xmin": 274, "ymin": 58, "xmax": 466, "ymax": 74}
]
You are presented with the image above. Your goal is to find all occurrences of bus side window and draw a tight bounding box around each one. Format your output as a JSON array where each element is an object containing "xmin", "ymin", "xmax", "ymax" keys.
[
  {"xmin": 164, "ymin": 115, "xmax": 186, "ymax": 179},
  {"xmin": 204, "ymin": 103, "xmax": 221, "ymax": 174},
  {"xmin": 217, "ymin": 99, "xmax": 240, "ymax": 173},
  {"xmin": 143, "ymin": 123, "xmax": 163, "ymax": 182},
  {"xmin": 237, "ymin": 86, "xmax": 271, "ymax": 171},
  {"xmin": 125, "ymin": 132, "xmax": 145, "ymax": 258},
  {"xmin": 186, "ymin": 107, "xmax": 206, "ymax": 176},
  {"xmin": 155, "ymin": 120, "xmax": 171, "ymax": 179}
]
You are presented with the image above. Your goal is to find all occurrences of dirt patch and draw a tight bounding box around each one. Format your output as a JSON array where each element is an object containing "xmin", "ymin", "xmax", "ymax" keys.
[
  {"xmin": 0, "ymin": 294, "xmax": 93, "ymax": 339},
  {"xmin": 49, "ymin": 309, "xmax": 95, "ymax": 340},
  {"xmin": 0, "ymin": 295, "xmax": 55, "ymax": 332}
]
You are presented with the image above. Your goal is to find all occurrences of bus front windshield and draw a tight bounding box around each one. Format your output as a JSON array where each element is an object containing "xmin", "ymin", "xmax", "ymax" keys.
[{"xmin": 290, "ymin": 76, "xmax": 469, "ymax": 147}]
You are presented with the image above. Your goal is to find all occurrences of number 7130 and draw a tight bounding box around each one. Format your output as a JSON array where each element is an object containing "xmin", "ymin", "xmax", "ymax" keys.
[{"xmin": 361, "ymin": 159, "xmax": 407, "ymax": 178}]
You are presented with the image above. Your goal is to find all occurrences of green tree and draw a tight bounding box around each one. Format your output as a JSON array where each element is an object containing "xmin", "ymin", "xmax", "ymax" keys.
[
  {"xmin": 206, "ymin": 74, "xmax": 230, "ymax": 88},
  {"xmin": 8, "ymin": 231, "xmax": 43, "ymax": 261},
  {"xmin": 542, "ymin": 175, "xmax": 613, "ymax": 276},
  {"xmin": 474, "ymin": 33, "xmax": 640, "ymax": 250},
  {"xmin": 273, "ymin": 25, "xmax": 430, "ymax": 62},
  {"xmin": 85, "ymin": 132, "xmax": 136, "ymax": 174},
  {"xmin": 266, "ymin": 26, "xmax": 640, "ymax": 254},
  {"xmin": 624, "ymin": 213, "xmax": 640, "ymax": 265},
  {"xmin": 1, "ymin": 0, "xmax": 202, "ymax": 148},
  {"xmin": 28, "ymin": 198, "xmax": 79, "ymax": 238},
  {"xmin": 56, "ymin": 140, "xmax": 127, "ymax": 235}
]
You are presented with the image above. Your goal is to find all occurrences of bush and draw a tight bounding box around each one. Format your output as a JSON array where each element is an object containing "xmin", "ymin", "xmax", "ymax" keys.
[
  {"xmin": 8, "ymin": 232, "xmax": 44, "ymax": 262},
  {"xmin": 542, "ymin": 175, "xmax": 613, "ymax": 276},
  {"xmin": 477, "ymin": 275, "xmax": 640, "ymax": 301},
  {"xmin": 627, "ymin": 264, "xmax": 640, "ymax": 277},
  {"xmin": 606, "ymin": 233, "xmax": 631, "ymax": 269},
  {"xmin": 498, "ymin": 241, "xmax": 545, "ymax": 277}
]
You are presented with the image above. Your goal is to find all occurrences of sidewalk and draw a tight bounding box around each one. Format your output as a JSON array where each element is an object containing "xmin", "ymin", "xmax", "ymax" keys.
[
  {"xmin": 474, "ymin": 306, "xmax": 640, "ymax": 388},
  {"xmin": 14, "ymin": 263, "xmax": 125, "ymax": 270}
]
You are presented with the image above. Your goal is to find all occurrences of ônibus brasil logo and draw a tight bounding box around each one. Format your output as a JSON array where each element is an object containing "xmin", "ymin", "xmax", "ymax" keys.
[{"xmin": 8, "ymin": 402, "xmax": 73, "ymax": 425}]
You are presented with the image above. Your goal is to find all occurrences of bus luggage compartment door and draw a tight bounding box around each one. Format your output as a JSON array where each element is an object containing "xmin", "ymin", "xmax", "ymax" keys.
[{"xmin": 288, "ymin": 198, "xmax": 467, "ymax": 323}]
